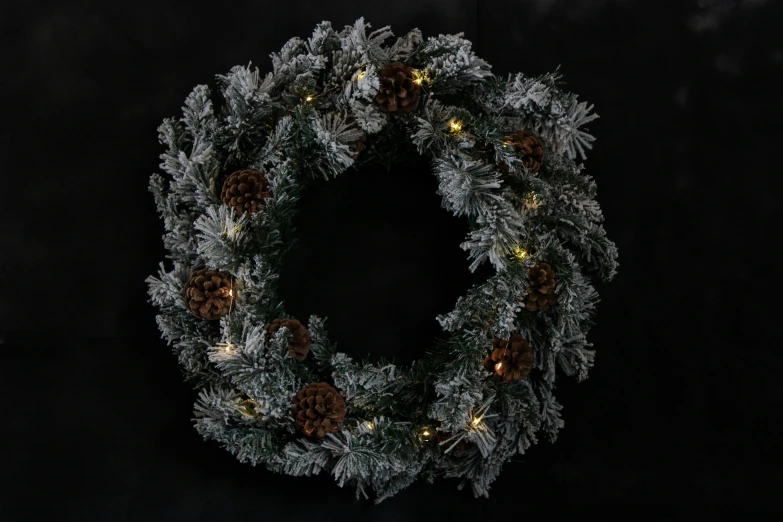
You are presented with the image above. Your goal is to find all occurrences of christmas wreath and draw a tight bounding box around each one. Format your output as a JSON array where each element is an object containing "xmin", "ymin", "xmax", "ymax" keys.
[{"xmin": 147, "ymin": 18, "xmax": 618, "ymax": 502}]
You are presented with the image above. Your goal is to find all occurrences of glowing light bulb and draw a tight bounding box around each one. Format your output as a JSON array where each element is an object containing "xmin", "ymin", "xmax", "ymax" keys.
[
  {"xmin": 471, "ymin": 417, "xmax": 481, "ymax": 427},
  {"xmin": 364, "ymin": 421, "xmax": 374, "ymax": 431},
  {"xmin": 305, "ymin": 95, "xmax": 313, "ymax": 102},
  {"xmin": 355, "ymin": 70, "xmax": 367, "ymax": 81},
  {"xmin": 237, "ymin": 397, "xmax": 258, "ymax": 417},
  {"xmin": 418, "ymin": 427, "xmax": 434, "ymax": 443},
  {"xmin": 449, "ymin": 120, "xmax": 463, "ymax": 132},
  {"xmin": 229, "ymin": 288, "xmax": 234, "ymax": 297},
  {"xmin": 412, "ymin": 69, "xmax": 427, "ymax": 85},
  {"xmin": 513, "ymin": 246, "xmax": 528, "ymax": 260},
  {"xmin": 524, "ymin": 192, "xmax": 540, "ymax": 210}
]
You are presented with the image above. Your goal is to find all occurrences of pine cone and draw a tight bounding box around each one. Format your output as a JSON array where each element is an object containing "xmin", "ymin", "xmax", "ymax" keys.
[
  {"xmin": 484, "ymin": 333, "xmax": 534, "ymax": 382},
  {"xmin": 374, "ymin": 62, "xmax": 421, "ymax": 115},
  {"xmin": 220, "ymin": 169, "xmax": 271, "ymax": 217},
  {"xmin": 525, "ymin": 262, "xmax": 557, "ymax": 311},
  {"xmin": 293, "ymin": 382, "xmax": 346, "ymax": 438},
  {"xmin": 349, "ymin": 132, "xmax": 367, "ymax": 160},
  {"xmin": 502, "ymin": 130, "xmax": 544, "ymax": 174},
  {"xmin": 183, "ymin": 268, "xmax": 233, "ymax": 320},
  {"xmin": 264, "ymin": 318, "xmax": 311, "ymax": 360}
]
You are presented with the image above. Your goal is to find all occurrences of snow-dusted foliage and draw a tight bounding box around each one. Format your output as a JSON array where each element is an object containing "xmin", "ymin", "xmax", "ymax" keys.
[{"xmin": 147, "ymin": 18, "xmax": 617, "ymax": 502}]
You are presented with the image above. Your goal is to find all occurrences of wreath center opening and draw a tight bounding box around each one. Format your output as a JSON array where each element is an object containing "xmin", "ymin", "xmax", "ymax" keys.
[{"xmin": 277, "ymin": 157, "xmax": 489, "ymax": 366}]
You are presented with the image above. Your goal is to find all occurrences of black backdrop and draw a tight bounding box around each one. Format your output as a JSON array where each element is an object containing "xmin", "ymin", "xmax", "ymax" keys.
[{"xmin": 3, "ymin": 0, "xmax": 782, "ymax": 519}]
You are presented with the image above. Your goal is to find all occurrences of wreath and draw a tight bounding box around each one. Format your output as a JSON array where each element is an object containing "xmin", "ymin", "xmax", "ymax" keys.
[{"xmin": 146, "ymin": 18, "xmax": 618, "ymax": 502}]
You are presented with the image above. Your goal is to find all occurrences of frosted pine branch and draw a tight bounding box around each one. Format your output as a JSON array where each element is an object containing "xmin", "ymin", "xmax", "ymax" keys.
[
  {"xmin": 461, "ymin": 198, "xmax": 526, "ymax": 272},
  {"xmin": 422, "ymin": 32, "xmax": 492, "ymax": 92},
  {"xmin": 433, "ymin": 153, "xmax": 503, "ymax": 217},
  {"xmin": 499, "ymin": 71, "xmax": 598, "ymax": 161},
  {"xmin": 193, "ymin": 205, "xmax": 248, "ymax": 268}
]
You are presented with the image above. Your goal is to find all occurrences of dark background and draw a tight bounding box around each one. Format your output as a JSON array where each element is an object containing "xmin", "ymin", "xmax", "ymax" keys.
[{"xmin": 2, "ymin": 0, "xmax": 782, "ymax": 519}]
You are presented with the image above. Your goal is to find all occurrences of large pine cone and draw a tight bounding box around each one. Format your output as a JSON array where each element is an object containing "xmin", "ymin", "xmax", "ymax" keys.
[
  {"xmin": 503, "ymin": 130, "xmax": 544, "ymax": 174},
  {"xmin": 374, "ymin": 62, "xmax": 421, "ymax": 115},
  {"xmin": 293, "ymin": 382, "xmax": 346, "ymax": 438},
  {"xmin": 220, "ymin": 169, "xmax": 271, "ymax": 217},
  {"xmin": 525, "ymin": 262, "xmax": 557, "ymax": 311},
  {"xmin": 484, "ymin": 333, "xmax": 534, "ymax": 382},
  {"xmin": 183, "ymin": 268, "xmax": 233, "ymax": 320},
  {"xmin": 264, "ymin": 318, "xmax": 311, "ymax": 360}
]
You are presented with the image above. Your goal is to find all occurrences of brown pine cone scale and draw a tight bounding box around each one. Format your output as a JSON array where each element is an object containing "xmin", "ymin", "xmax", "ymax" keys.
[
  {"xmin": 503, "ymin": 130, "xmax": 544, "ymax": 174},
  {"xmin": 484, "ymin": 333, "xmax": 534, "ymax": 382},
  {"xmin": 293, "ymin": 382, "xmax": 346, "ymax": 438},
  {"xmin": 374, "ymin": 62, "xmax": 421, "ymax": 115},
  {"xmin": 220, "ymin": 169, "xmax": 271, "ymax": 217},
  {"xmin": 264, "ymin": 318, "xmax": 311, "ymax": 360},
  {"xmin": 183, "ymin": 268, "xmax": 233, "ymax": 320},
  {"xmin": 525, "ymin": 262, "xmax": 557, "ymax": 311}
]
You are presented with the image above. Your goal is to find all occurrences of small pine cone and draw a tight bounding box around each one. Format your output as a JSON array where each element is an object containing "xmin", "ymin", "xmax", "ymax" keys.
[
  {"xmin": 183, "ymin": 268, "xmax": 233, "ymax": 320},
  {"xmin": 484, "ymin": 333, "xmax": 534, "ymax": 382},
  {"xmin": 293, "ymin": 382, "xmax": 346, "ymax": 438},
  {"xmin": 503, "ymin": 130, "xmax": 544, "ymax": 174},
  {"xmin": 525, "ymin": 262, "xmax": 557, "ymax": 311},
  {"xmin": 220, "ymin": 169, "xmax": 271, "ymax": 217},
  {"xmin": 264, "ymin": 318, "xmax": 311, "ymax": 360},
  {"xmin": 374, "ymin": 62, "xmax": 421, "ymax": 115},
  {"xmin": 349, "ymin": 132, "xmax": 367, "ymax": 160}
]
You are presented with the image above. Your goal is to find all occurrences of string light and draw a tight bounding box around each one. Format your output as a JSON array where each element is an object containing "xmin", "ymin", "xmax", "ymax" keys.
[
  {"xmin": 222, "ymin": 223, "xmax": 243, "ymax": 240},
  {"xmin": 418, "ymin": 427, "xmax": 434, "ymax": 443},
  {"xmin": 355, "ymin": 70, "xmax": 367, "ymax": 81},
  {"xmin": 449, "ymin": 120, "xmax": 463, "ymax": 132},
  {"xmin": 229, "ymin": 288, "xmax": 234, "ymax": 297},
  {"xmin": 412, "ymin": 69, "xmax": 428, "ymax": 85},
  {"xmin": 467, "ymin": 398, "xmax": 497, "ymax": 430},
  {"xmin": 305, "ymin": 95, "xmax": 313, "ymax": 102},
  {"xmin": 365, "ymin": 421, "xmax": 374, "ymax": 431},
  {"xmin": 523, "ymin": 192, "xmax": 540, "ymax": 211},
  {"xmin": 236, "ymin": 397, "xmax": 258, "ymax": 418},
  {"xmin": 513, "ymin": 246, "xmax": 528, "ymax": 260}
]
